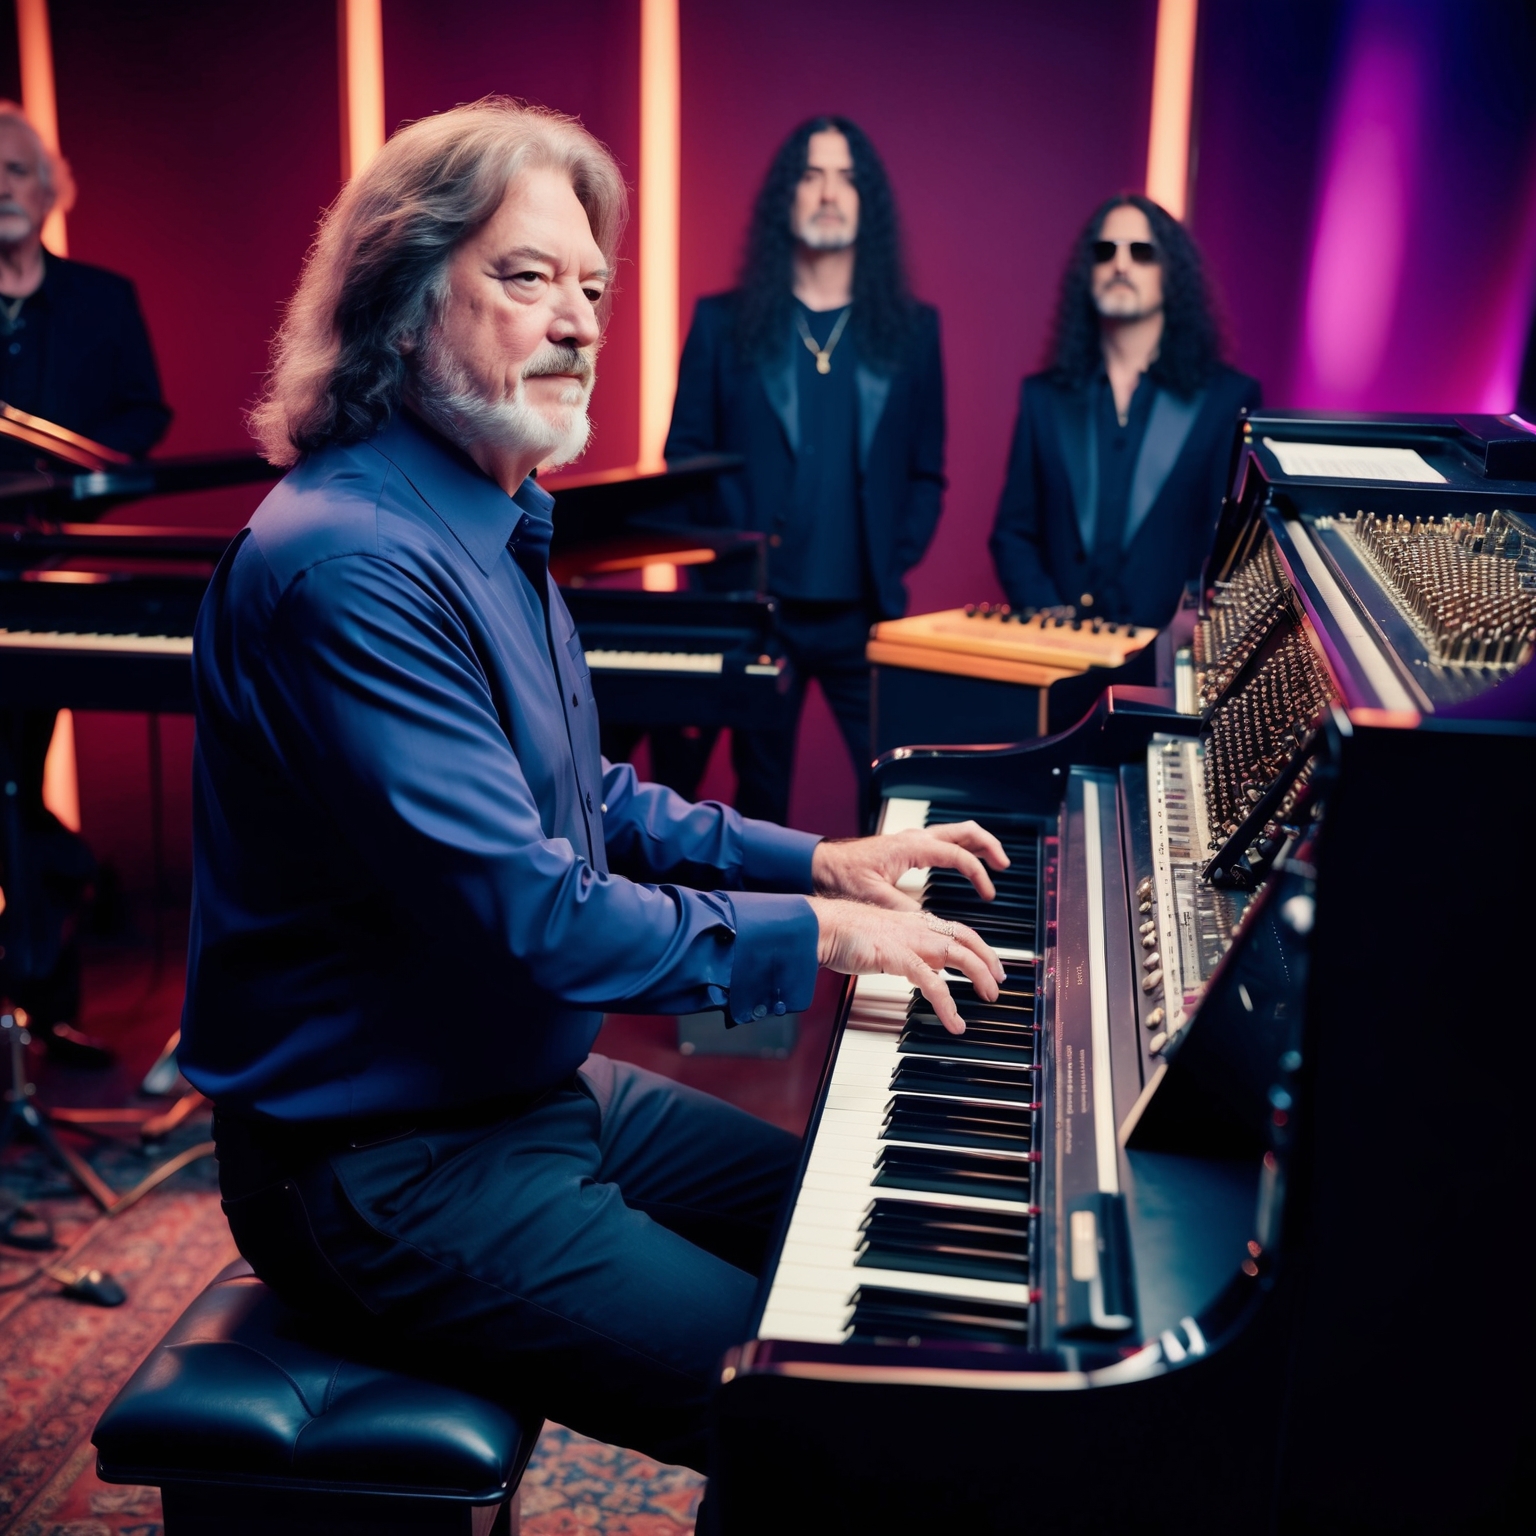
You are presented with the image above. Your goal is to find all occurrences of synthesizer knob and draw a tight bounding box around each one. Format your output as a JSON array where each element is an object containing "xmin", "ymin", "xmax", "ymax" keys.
[
  {"xmin": 1146, "ymin": 1007, "xmax": 1165, "ymax": 1029},
  {"xmin": 1148, "ymin": 1030, "xmax": 1169, "ymax": 1054},
  {"xmin": 1141, "ymin": 932, "xmax": 1157, "ymax": 950},
  {"xmin": 1143, "ymin": 952, "xmax": 1161, "ymax": 971},
  {"xmin": 1141, "ymin": 968, "xmax": 1163, "ymax": 993},
  {"xmin": 1139, "ymin": 918, "xmax": 1156, "ymax": 936},
  {"xmin": 1136, "ymin": 876, "xmax": 1153, "ymax": 901}
]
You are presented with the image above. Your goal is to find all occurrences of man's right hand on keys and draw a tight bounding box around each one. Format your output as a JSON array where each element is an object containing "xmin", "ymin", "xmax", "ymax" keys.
[{"xmin": 806, "ymin": 897, "xmax": 1004, "ymax": 1036}]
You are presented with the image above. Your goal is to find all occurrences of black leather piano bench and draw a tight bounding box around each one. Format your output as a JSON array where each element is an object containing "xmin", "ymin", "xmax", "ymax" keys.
[{"xmin": 92, "ymin": 1260, "xmax": 541, "ymax": 1536}]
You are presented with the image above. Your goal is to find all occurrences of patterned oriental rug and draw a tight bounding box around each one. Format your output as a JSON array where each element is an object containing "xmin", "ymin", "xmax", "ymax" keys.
[{"xmin": 0, "ymin": 1132, "xmax": 704, "ymax": 1535}]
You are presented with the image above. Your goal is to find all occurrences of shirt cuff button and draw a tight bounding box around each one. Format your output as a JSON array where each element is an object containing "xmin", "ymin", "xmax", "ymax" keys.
[{"xmin": 752, "ymin": 1004, "xmax": 767, "ymax": 1019}]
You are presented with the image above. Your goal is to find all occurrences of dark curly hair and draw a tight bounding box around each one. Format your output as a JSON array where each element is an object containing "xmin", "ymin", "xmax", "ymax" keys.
[
  {"xmin": 733, "ymin": 116, "xmax": 915, "ymax": 372},
  {"xmin": 1046, "ymin": 194, "xmax": 1224, "ymax": 398}
]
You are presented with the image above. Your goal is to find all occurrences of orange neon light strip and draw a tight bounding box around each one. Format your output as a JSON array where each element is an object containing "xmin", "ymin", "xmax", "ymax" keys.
[
  {"xmin": 1145, "ymin": 0, "xmax": 1199, "ymax": 220},
  {"xmin": 638, "ymin": 0, "xmax": 680, "ymax": 471},
  {"xmin": 17, "ymin": 2, "xmax": 77, "ymax": 829},
  {"xmin": 16, "ymin": 0, "xmax": 65, "ymax": 255},
  {"xmin": 339, "ymin": 0, "xmax": 385, "ymax": 181}
]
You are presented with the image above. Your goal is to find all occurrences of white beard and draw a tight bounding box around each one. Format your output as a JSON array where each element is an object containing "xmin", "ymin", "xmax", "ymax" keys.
[
  {"xmin": 796, "ymin": 216, "xmax": 856, "ymax": 252},
  {"xmin": 0, "ymin": 209, "xmax": 34, "ymax": 244},
  {"xmin": 1094, "ymin": 284, "xmax": 1159, "ymax": 323},
  {"xmin": 414, "ymin": 335, "xmax": 595, "ymax": 472}
]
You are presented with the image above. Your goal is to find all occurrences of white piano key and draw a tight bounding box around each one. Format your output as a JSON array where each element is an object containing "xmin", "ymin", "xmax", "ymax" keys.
[
  {"xmin": 876, "ymin": 796, "xmax": 931, "ymax": 894},
  {"xmin": 760, "ymin": 1028, "xmax": 1038, "ymax": 1341}
]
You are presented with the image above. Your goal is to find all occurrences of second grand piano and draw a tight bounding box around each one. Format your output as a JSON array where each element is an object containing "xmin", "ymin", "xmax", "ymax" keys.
[{"xmin": 711, "ymin": 412, "xmax": 1536, "ymax": 1535}]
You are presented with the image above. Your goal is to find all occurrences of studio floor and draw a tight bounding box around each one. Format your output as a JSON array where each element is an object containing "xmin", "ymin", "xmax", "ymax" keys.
[{"xmin": 0, "ymin": 916, "xmax": 844, "ymax": 1535}]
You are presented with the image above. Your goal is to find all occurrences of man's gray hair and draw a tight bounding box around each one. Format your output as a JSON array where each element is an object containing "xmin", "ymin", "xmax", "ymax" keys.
[
  {"xmin": 249, "ymin": 97, "xmax": 628, "ymax": 467},
  {"xmin": 0, "ymin": 101, "xmax": 76, "ymax": 213}
]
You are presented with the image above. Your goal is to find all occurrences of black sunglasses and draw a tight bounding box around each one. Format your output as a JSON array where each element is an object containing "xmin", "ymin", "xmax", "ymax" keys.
[{"xmin": 1092, "ymin": 238, "xmax": 1159, "ymax": 265}]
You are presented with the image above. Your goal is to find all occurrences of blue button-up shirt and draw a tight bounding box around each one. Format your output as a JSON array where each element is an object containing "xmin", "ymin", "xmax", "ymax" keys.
[{"xmin": 180, "ymin": 413, "xmax": 822, "ymax": 1121}]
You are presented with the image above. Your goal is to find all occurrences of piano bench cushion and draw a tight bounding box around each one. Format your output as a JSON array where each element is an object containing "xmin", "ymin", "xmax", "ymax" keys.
[{"xmin": 93, "ymin": 1260, "xmax": 538, "ymax": 1507}]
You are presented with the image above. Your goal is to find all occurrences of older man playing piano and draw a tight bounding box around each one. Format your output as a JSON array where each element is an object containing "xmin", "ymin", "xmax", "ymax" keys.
[{"xmin": 182, "ymin": 98, "xmax": 1005, "ymax": 1480}]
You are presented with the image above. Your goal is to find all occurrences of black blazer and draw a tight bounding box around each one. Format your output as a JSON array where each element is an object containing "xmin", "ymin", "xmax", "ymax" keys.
[
  {"xmin": 664, "ymin": 292, "xmax": 946, "ymax": 619},
  {"xmin": 2, "ymin": 255, "xmax": 171, "ymax": 465},
  {"xmin": 988, "ymin": 365, "xmax": 1260, "ymax": 630}
]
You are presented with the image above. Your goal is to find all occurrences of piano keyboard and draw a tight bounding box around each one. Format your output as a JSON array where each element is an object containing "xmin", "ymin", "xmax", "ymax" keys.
[
  {"xmin": 583, "ymin": 648, "xmax": 785, "ymax": 677},
  {"xmin": 0, "ymin": 628, "xmax": 192, "ymax": 656},
  {"xmin": 584, "ymin": 648, "xmax": 723, "ymax": 674},
  {"xmin": 757, "ymin": 797, "xmax": 1046, "ymax": 1349}
]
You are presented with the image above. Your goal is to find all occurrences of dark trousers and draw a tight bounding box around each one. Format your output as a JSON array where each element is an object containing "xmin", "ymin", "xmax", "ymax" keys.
[
  {"xmin": 214, "ymin": 1055, "xmax": 799, "ymax": 1474},
  {"xmin": 0, "ymin": 708, "xmax": 93, "ymax": 1014},
  {"xmin": 618, "ymin": 600, "xmax": 874, "ymax": 827}
]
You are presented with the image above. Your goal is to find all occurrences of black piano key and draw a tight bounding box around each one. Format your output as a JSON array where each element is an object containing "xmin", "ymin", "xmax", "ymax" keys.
[
  {"xmin": 942, "ymin": 969, "xmax": 1036, "ymax": 1005},
  {"xmin": 862, "ymin": 1204, "xmax": 1030, "ymax": 1251},
  {"xmin": 890, "ymin": 1057, "xmax": 1038, "ymax": 1103},
  {"xmin": 875, "ymin": 1145, "xmax": 1037, "ymax": 1202},
  {"xmin": 882, "ymin": 1095, "xmax": 1034, "ymax": 1152},
  {"xmin": 856, "ymin": 1200, "xmax": 1032, "ymax": 1285},
  {"xmin": 904, "ymin": 1010, "xmax": 1035, "ymax": 1039},
  {"xmin": 926, "ymin": 869, "xmax": 1037, "ymax": 895},
  {"xmin": 899, "ymin": 1020, "xmax": 1037, "ymax": 1062},
  {"xmin": 847, "ymin": 1285, "xmax": 1032, "ymax": 1346},
  {"xmin": 911, "ymin": 995, "xmax": 1034, "ymax": 1023}
]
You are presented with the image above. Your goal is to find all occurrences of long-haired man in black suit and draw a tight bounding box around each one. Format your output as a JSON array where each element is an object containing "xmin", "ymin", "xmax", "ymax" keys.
[
  {"xmin": 989, "ymin": 195, "xmax": 1259, "ymax": 631},
  {"xmin": 658, "ymin": 116, "xmax": 946, "ymax": 824}
]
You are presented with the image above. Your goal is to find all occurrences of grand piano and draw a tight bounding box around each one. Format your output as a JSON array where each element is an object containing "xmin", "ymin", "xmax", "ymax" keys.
[
  {"xmin": 0, "ymin": 424, "xmax": 784, "ymax": 728},
  {"xmin": 711, "ymin": 412, "xmax": 1536, "ymax": 1534}
]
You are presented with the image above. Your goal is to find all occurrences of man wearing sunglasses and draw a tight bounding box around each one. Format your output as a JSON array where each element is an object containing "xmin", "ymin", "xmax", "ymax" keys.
[{"xmin": 989, "ymin": 195, "xmax": 1259, "ymax": 630}]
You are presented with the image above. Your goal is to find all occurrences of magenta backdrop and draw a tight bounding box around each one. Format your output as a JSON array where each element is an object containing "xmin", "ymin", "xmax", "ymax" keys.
[
  {"xmin": 381, "ymin": 0, "xmax": 644, "ymax": 476},
  {"xmin": 2, "ymin": 0, "xmax": 1534, "ymax": 882},
  {"xmin": 678, "ymin": 0, "xmax": 1160, "ymax": 832}
]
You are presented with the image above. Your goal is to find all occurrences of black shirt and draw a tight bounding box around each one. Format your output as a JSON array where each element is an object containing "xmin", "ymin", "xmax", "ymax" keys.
[
  {"xmin": 771, "ymin": 301, "xmax": 864, "ymax": 602},
  {"xmin": 0, "ymin": 278, "xmax": 49, "ymax": 423},
  {"xmin": 0, "ymin": 254, "xmax": 170, "ymax": 471},
  {"xmin": 1081, "ymin": 368, "xmax": 1157, "ymax": 618}
]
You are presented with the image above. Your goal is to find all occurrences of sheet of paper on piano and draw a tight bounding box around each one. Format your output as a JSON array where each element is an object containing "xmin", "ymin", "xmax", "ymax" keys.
[{"xmin": 1262, "ymin": 437, "xmax": 1447, "ymax": 483}]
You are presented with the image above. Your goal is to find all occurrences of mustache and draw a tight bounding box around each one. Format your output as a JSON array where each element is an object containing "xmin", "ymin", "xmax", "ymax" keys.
[{"xmin": 522, "ymin": 343, "xmax": 596, "ymax": 386}]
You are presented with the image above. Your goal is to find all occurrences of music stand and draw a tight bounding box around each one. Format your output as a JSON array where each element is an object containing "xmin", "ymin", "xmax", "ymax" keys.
[{"xmin": 0, "ymin": 1003, "xmax": 117, "ymax": 1210}]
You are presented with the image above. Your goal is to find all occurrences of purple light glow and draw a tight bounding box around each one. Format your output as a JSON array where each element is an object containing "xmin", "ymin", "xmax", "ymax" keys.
[
  {"xmin": 1474, "ymin": 140, "xmax": 1536, "ymax": 412},
  {"xmin": 1299, "ymin": 22, "xmax": 1422, "ymax": 407}
]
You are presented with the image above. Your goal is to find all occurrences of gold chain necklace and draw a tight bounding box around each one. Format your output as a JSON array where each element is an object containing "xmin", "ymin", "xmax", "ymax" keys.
[{"xmin": 795, "ymin": 305, "xmax": 852, "ymax": 374}]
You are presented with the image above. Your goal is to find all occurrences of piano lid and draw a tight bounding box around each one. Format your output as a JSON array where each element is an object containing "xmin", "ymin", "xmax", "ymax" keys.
[
  {"xmin": 0, "ymin": 400, "xmax": 135, "ymax": 471},
  {"xmin": 541, "ymin": 452, "xmax": 743, "ymax": 552}
]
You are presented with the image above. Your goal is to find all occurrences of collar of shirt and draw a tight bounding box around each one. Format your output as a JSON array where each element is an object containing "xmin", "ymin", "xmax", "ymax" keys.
[
  {"xmin": 1092, "ymin": 362, "xmax": 1156, "ymax": 414},
  {"xmin": 370, "ymin": 410, "xmax": 551, "ymax": 574},
  {"xmin": 2, "ymin": 252, "xmax": 55, "ymax": 318}
]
